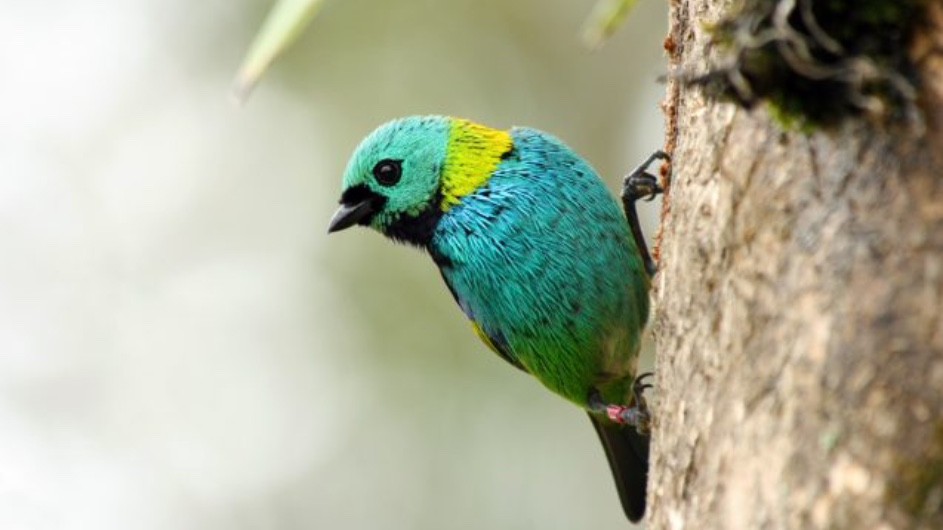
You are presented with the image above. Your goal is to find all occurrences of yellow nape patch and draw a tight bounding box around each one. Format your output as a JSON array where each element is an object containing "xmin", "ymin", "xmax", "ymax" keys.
[{"xmin": 440, "ymin": 119, "xmax": 513, "ymax": 211}]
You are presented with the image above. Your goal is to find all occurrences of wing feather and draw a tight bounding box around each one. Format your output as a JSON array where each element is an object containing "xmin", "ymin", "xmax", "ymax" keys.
[{"xmin": 439, "ymin": 269, "xmax": 527, "ymax": 372}]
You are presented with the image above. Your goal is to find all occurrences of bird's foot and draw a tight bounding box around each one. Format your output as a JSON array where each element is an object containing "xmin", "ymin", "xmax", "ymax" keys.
[
  {"xmin": 591, "ymin": 373, "xmax": 653, "ymax": 435},
  {"xmin": 622, "ymin": 154, "xmax": 666, "ymax": 202},
  {"xmin": 621, "ymin": 152, "xmax": 669, "ymax": 277}
]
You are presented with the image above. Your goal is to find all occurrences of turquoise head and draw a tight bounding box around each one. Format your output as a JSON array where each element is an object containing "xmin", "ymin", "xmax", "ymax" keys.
[
  {"xmin": 328, "ymin": 115, "xmax": 514, "ymax": 246},
  {"xmin": 328, "ymin": 116, "xmax": 450, "ymax": 245}
]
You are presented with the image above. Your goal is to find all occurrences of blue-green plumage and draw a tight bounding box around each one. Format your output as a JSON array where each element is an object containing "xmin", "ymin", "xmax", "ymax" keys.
[
  {"xmin": 329, "ymin": 116, "xmax": 652, "ymax": 522},
  {"xmin": 433, "ymin": 127, "xmax": 649, "ymax": 407}
]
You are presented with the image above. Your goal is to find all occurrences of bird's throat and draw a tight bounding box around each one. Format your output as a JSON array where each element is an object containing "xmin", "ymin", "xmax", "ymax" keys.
[{"xmin": 384, "ymin": 197, "xmax": 444, "ymax": 248}]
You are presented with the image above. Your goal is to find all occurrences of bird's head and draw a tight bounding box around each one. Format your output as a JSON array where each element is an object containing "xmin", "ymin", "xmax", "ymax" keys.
[{"xmin": 328, "ymin": 115, "xmax": 513, "ymax": 247}]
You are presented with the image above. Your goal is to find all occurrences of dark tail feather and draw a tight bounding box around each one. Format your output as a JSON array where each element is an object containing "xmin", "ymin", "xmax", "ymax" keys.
[{"xmin": 589, "ymin": 413, "xmax": 650, "ymax": 523}]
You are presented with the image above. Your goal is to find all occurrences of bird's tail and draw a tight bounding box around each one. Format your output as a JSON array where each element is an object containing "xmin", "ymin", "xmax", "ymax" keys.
[{"xmin": 589, "ymin": 413, "xmax": 650, "ymax": 523}]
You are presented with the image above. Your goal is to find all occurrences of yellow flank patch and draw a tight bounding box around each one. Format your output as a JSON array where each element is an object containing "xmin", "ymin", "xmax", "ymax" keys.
[
  {"xmin": 440, "ymin": 119, "xmax": 513, "ymax": 211},
  {"xmin": 471, "ymin": 320, "xmax": 503, "ymax": 357}
]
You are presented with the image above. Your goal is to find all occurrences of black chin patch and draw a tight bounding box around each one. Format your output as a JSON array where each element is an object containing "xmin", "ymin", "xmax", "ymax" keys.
[
  {"xmin": 384, "ymin": 189, "xmax": 444, "ymax": 248},
  {"xmin": 339, "ymin": 184, "xmax": 386, "ymax": 226},
  {"xmin": 385, "ymin": 203, "xmax": 443, "ymax": 248},
  {"xmin": 342, "ymin": 183, "xmax": 443, "ymax": 248}
]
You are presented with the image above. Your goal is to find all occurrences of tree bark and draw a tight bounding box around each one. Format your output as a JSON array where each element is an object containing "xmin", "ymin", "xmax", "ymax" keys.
[{"xmin": 649, "ymin": 1, "xmax": 943, "ymax": 529}]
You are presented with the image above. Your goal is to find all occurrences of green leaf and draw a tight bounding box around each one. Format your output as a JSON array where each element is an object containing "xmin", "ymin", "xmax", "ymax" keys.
[
  {"xmin": 232, "ymin": 0, "xmax": 327, "ymax": 103},
  {"xmin": 581, "ymin": 0, "xmax": 639, "ymax": 50}
]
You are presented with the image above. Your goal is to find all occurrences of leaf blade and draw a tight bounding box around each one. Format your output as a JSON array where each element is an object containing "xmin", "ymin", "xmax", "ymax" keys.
[
  {"xmin": 232, "ymin": 0, "xmax": 327, "ymax": 103},
  {"xmin": 581, "ymin": 0, "xmax": 640, "ymax": 50}
]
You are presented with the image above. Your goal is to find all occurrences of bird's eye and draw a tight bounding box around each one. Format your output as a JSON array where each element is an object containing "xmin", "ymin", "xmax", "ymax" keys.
[{"xmin": 372, "ymin": 159, "xmax": 402, "ymax": 186}]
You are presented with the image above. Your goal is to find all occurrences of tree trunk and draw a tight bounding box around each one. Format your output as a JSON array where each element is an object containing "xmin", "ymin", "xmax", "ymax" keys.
[{"xmin": 649, "ymin": 1, "xmax": 943, "ymax": 529}]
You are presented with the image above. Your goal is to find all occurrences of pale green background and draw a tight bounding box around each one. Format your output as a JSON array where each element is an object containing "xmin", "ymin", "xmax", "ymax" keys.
[{"xmin": 1, "ymin": 0, "xmax": 666, "ymax": 528}]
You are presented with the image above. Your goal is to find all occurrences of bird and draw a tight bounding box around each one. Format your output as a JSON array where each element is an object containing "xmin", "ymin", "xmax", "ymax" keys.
[{"xmin": 328, "ymin": 115, "xmax": 664, "ymax": 522}]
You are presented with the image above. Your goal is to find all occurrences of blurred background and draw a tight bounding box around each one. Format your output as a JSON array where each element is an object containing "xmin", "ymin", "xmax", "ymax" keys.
[{"xmin": 0, "ymin": 0, "xmax": 666, "ymax": 528}]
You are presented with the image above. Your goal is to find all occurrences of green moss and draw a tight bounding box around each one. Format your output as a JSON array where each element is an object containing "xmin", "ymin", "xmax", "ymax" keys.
[
  {"xmin": 767, "ymin": 94, "xmax": 815, "ymax": 134},
  {"xmin": 701, "ymin": 0, "xmax": 929, "ymax": 129},
  {"xmin": 890, "ymin": 421, "xmax": 943, "ymax": 520}
]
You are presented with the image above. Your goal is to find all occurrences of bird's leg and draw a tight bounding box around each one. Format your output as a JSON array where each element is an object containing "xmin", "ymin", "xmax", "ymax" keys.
[
  {"xmin": 589, "ymin": 373, "xmax": 653, "ymax": 435},
  {"xmin": 621, "ymin": 151, "xmax": 668, "ymax": 277}
]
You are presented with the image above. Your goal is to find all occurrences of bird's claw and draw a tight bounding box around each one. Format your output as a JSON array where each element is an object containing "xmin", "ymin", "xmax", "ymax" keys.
[
  {"xmin": 620, "ymin": 151, "xmax": 669, "ymax": 277},
  {"xmin": 625, "ymin": 174, "xmax": 664, "ymax": 202},
  {"xmin": 621, "ymin": 151, "xmax": 668, "ymax": 203},
  {"xmin": 593, "ymin": 373, "xmax": 654, "ymax": 435}
]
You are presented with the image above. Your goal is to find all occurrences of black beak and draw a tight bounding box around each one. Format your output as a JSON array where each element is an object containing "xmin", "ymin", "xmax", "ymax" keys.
[{"xmin": 328, "ymin": 199, "xmax": 377, "ymax": 233}]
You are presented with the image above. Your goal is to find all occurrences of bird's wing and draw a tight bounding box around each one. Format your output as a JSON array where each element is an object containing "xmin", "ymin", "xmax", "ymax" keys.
[
  {"xmin": 469, "ymin": 320, "xmax": 526, "ymax": 372},
  {"xmin": 439, "ymin": 270, "xmax": 528, "ymax": 373}
]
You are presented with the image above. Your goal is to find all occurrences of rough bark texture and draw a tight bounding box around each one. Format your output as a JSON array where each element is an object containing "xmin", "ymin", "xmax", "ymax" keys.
[{"xmin": 649, "ymin": 1, "xmax": 943, "ymax": 529}]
